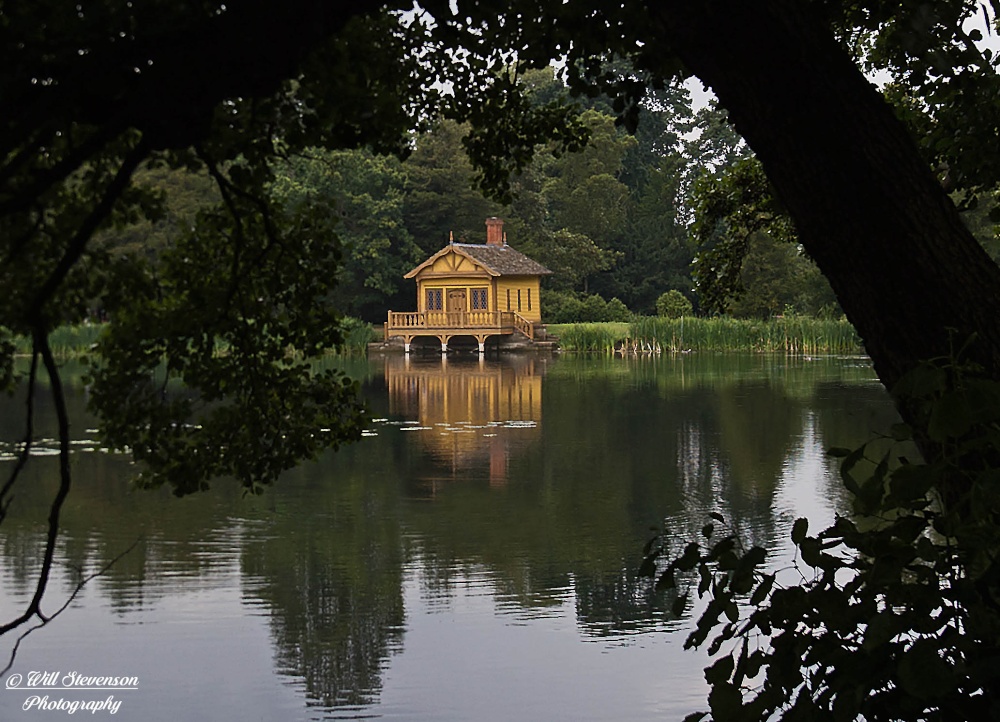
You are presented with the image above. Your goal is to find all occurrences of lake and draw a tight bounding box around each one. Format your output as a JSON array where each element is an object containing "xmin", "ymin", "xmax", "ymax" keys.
[{"xmin": 0, "ymin": 352, "xmax": 896, "ymax": 721}]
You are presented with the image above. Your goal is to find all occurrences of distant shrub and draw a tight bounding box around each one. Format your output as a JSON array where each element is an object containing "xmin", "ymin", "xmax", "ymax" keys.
[
  {"xmin": 656, "ymin": 289, "xmax": 693, "ymax": 318},
  {"xmin": 543, "ymin": 290, "xmax": 632, "ymax": 323},
  {"xmin": 604, "ymin": 297, "xmax": 632, "ymax": 322}
]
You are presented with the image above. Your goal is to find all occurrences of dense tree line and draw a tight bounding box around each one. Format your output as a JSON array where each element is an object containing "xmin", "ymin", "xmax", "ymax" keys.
[
  {"xmin": 100, "ymin": 67, "xmax": 856, "ymax": 323},
  {"xmin": 102, "ymin": 60, "xmax": 1000, "ymax": 327}
]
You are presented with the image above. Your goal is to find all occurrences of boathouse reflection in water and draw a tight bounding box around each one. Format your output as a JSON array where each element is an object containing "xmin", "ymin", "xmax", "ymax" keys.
[{"xmin": 383, "ymin": 354, "xmax": 545, "ymax": 487}]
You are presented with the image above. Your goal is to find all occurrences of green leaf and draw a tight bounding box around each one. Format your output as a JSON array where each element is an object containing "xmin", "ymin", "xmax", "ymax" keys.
[
  {"xmin": 799, "ymin": 537, "xmax": 823, "ymax": 567},
  {"xmin": 732, "ymin": 547, "xmax": 767, "ymax": 594},
  {"xmin": 709, "ymin": 536, "xmax": 736, "ymax": 562},
  {"xmin": 655, "ymin": 568, "xmax": 677, "ymax": 591},
  {"xmin": 897, "ymin": 639, "xmax": 954, "ymax": 700},
  {"xmin": 891, "ymin": 364, "xmax": 947, "ymax": 400},
  {"xmin": 745, "ymin": 649, "xmax": 767, "ymax": 679},
  {"xmin": 862, "ymin": 612, "xmax": 899, "ymax": 651},
  {"xmin": 889, "ymin": 422, "xmax": 912, "ymax": 441},
  {"xmin": 707, "ymin": 680, "xmax": 743, "ymax": 719},
  {"xmin": 791, "ymin": 517, "xmax": 809, "ymax": 544},
  {"xmin": 733, "ymin": 638, "xmax": 749, "ymax": 686},
  {"xmin": 839, "ymin": 444, "xmax": 867, "ymax": 479},
  {"xmin": 928, "ymin": 390, "xmax": 974, "ymax": 442},
  {"xmin": 705, "ymin": 655, "xmax": 735, "ymax": 684},
  {"xmin": 698, "ymin": 565, "xmax": 712, "ymax": 595},
  {"xmin": 749, "ymin": 573, "xmax": 775, "ymax": 606},
  {"xmin": 677, "ymin": 542, "xmax": 702, "ymax": 571}
]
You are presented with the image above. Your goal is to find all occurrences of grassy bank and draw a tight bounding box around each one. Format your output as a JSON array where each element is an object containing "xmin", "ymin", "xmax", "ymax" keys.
[
  {"xmin": 10, "ymin": 323, "xmax": 106, "ymax": 358},
  {"xmin": 11, "ymin": 319, "xmax": 376, "ymax": 359},
  {"xmin": 550, "ymin": 316, "xmax": 862, "ymax": 355}
]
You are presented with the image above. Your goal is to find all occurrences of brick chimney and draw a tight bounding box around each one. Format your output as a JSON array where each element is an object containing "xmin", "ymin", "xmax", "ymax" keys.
[{"xmin": 485, "ymin": 217, "xmax": 505, "ymax": 246}]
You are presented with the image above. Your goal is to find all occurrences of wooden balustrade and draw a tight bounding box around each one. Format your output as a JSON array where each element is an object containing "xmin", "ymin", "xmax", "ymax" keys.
[
  {"xmin": 512, "ymin": 313, "xmax": 534, "ymax": 340},
  {"xmin": 387, "ymin": 311, "xmax": 425, "ymax": 328},
  {"xmin": 385, "ymin": 310, "xmax": 535, "ymax": 341}
]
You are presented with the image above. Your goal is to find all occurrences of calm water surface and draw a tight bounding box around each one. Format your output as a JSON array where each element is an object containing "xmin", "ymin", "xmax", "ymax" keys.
[{"xmin": 0, "ymin": 353, "xmax": 896, "ymax": 721}]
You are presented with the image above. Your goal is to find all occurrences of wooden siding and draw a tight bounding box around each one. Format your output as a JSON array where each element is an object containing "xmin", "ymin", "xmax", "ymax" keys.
[{"xmin": 496, "ymin": 277, "xmax": 542, "ymax": 323}]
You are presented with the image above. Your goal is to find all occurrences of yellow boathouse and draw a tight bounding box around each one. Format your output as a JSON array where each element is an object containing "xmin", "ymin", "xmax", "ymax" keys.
[{"xmin": 385, "ymin": 218, "xmax": 551, "ymax": 353}]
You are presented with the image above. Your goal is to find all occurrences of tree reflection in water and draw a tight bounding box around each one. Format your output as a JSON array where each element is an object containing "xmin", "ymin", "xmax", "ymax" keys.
[{"xmin": 0, "ymin": 354, "xmax": 896, "ymax": 719}]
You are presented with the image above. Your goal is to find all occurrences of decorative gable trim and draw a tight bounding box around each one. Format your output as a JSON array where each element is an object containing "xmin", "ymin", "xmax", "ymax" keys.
[{"xmin": 404, "ymin": 246, "xmax": 498, "ymax": 279}]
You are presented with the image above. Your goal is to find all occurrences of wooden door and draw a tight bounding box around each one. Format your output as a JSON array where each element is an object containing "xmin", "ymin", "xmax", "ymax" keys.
[{"xmin": 447, "ymin": 289, "xmax": 466, "ymax": 314}]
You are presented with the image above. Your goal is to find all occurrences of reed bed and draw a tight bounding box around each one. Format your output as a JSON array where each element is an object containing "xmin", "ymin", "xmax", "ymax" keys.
[
  {"xmin": 555, "ymin": 316, "xmax": 862, "ymax": 355},
  {"xmin": 338, "ymin": 318, "xmax": 376, "ymax": 355},
  {"xmin": 551, "ymin": 322, "xmax": 629, "ymax": 353}
]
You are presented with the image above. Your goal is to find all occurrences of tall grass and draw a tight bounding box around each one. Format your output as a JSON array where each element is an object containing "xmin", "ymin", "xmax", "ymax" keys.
[
  {"xmin": 12, "ymin": 318, "xmax": 376, "ymax": 359},
  {"xmin": 338, "ymin": 318, "xmax": 376, "ymax": 355},
  {"xmin": 551, "ymin": 322, "xmax": 629, "ymax": 353},
  {"xmin": 555, "ymin": 316, "xmax": 862, "ymax": 355},
  {"xmin": 11, "ymin": 323, "xmax": 106, "ymax": 358}
]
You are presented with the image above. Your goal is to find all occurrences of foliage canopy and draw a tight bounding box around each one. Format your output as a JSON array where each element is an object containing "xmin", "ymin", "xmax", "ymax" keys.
[{"xmin": 4, "ymin": 1, "xmax": 1000, "ymax": 717}]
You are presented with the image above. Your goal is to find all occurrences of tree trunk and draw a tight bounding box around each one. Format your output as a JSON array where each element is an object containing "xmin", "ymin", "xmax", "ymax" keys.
[{"xmin": 651, "ymin": 1, "xmax": 1000, "ymax": 402}]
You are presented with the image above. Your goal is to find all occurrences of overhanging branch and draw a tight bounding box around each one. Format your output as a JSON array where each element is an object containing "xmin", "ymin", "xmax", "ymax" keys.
[
  {"xmin": 25, "ymin": 135, "xmax": 150, "ymax": 327},
  {"xmin": 0, "ymin": 347, "xmax": 39, "ymax": 524},
  {"xmin": 0, "ymin": 330, "xmax": 72, "ymax": 636}
]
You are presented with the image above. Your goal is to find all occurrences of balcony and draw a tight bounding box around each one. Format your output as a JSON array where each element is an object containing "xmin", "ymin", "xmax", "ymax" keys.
[{"xmin": 385, "ymin": 311, "xmax": 535, "ymax": 351}]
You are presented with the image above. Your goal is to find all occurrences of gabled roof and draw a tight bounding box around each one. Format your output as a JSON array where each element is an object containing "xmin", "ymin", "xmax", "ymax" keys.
[{"xmin": 404, "ymin": 243, "xmax": 551, "ymax": 279}]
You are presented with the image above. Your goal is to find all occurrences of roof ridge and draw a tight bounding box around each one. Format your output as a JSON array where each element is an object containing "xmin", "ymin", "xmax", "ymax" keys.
[{"xmin": 405, "ymin": 242, "xmax": 551, "ymax": 277}]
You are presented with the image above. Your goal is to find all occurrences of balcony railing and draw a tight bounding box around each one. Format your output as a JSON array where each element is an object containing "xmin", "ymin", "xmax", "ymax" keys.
[
  {"xmin": 386, "ymin": 311, "xmax": 534, "ymax": 339},
  {"xmin": 512, "ymin": 313, "xmax": 534, "ymax": 340}
]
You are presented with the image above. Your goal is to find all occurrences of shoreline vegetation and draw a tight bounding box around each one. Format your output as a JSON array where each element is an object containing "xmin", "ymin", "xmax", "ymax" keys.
[
  {"xmin": 549, "ymin": 316, "xmax": 862, "ymax": 355},
  {"xmin": 10, "ymin": 319, "xmax": 379, "ymax": 360},
  {"xmin": 18, "ymin": 316, "xmax": 862, "ymax": 360}
]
